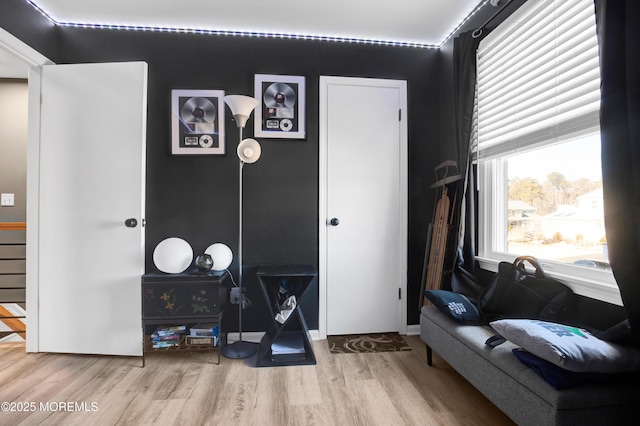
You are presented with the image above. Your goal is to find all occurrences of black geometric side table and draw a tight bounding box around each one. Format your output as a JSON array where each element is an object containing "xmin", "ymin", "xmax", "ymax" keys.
[{"xmin": 255, "ymin": 264, "xmax": 317, "ymax": 367}]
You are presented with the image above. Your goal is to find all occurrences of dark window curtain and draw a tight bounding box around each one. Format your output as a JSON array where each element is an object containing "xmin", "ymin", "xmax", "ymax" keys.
[
  {"xmin": 594, "ymin": 0, "xmax": 640, "ymax": 343},
  {"xmin": 448, "ymin": 31, "xmax": 485, "ymax": 302}
]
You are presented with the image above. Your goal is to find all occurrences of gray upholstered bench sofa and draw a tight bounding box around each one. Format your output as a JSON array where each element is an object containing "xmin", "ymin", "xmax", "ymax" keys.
[{"xmin": 420, "ymin": 305, "xmax": 640, "ymax": 426}]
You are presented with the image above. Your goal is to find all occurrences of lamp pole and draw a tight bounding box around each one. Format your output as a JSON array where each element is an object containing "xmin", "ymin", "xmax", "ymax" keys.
[
  {"xmin": 221, "ymin": 95, "xmax": 260, "ymax": 359},
  {"xmin": 238, "ymin": 125, "xmax": 244, "ymax": 344}
]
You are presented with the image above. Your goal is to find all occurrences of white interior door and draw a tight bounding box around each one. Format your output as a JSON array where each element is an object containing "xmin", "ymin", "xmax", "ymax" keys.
[
  {"xmin": 320, "ymin": 77, "xmax": 407, "ymax": 336},
  {"xmin": 37, "ymin": 62, "xmax": 147, "ymax": 356}
]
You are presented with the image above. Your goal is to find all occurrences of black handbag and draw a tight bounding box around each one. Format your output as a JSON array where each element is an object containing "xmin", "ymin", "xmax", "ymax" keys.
[{"xmin": 479, "ymin": 256, "xmax": 575, "ymax": 323}]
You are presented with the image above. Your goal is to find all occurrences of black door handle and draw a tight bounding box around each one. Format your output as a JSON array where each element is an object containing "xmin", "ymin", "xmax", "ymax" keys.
[
  {"xmin": 330, "ymin": 218, "xmax": 340, "ymax": 226},
  {"xmin": 125, "ymin": 218, "xmax": 138, "ymax": 228}
]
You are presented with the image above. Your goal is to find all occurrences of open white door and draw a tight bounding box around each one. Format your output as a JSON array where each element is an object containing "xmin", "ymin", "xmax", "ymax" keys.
[{"xmin": 37, "ymin": 62, "xmax": 147, "ymax": 356}]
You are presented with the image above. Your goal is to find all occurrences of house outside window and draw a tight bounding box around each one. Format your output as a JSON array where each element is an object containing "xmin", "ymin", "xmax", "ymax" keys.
[{"xmin": 475, "ymin": 0, "xmax": 619, "ymax": 304}]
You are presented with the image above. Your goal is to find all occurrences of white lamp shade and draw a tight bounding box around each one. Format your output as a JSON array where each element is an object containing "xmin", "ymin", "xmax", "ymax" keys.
[
  {"xmin": 237, "ymin": 138, "xmax": 261, "ymax": 163},
  {"xmin": 205, "ymin": 243, "xmax": 233, "ymax": 271},
  {"xmin": 153, "ymin": 237, "xmax": 193, "ymax": 273},
  {"xmin": 224, "ymin": 95, "xmax": 260, "ymax": 128}
]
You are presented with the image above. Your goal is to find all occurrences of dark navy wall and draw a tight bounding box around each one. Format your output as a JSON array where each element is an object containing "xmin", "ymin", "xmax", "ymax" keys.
[
  {"xmin": 52, "ymin": 27, "xmax": 441, "ymax": 330},
  {"xmin": 0, "ymin": 0, "xmax": 57, "ymax": 61},
  {"xmin": 2, "ymin": 0, "xmax": 528, "ymax": 332}
]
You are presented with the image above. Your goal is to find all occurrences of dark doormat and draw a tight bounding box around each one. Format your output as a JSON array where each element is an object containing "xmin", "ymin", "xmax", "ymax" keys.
[{"xmin": 327, "ymin": 333, "xmax": 411, "ymax": 354}]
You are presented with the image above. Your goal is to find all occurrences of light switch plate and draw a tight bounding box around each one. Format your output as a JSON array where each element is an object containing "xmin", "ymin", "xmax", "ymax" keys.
[{"xmin": 1, "ymin": 193, "xmax": 15, "ymax": 206}]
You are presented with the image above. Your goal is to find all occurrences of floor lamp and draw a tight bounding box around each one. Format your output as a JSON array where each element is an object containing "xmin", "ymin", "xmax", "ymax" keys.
[{"xmin": 221, "ymin": 94, "xmax": 261, "ymax": 359}]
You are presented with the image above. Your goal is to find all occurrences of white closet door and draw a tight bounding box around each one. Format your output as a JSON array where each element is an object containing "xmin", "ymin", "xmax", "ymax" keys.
[{"xmin": 321, "ymin": 77, "xmax": 407, "ymax": 336}]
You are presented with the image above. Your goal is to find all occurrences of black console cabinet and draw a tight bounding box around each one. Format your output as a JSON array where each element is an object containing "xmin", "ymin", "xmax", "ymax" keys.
[
  {"xmin": 256, "ymin": 264, "xmax": 317, "ymax": 367},
  {"xmin": 141, "ymin": 269, "xmax": 229, "ymax": 366}
]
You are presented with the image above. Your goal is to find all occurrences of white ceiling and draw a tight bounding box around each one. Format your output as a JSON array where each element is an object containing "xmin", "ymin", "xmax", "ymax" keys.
[
  {"xmin": 32, "ymin": 0, "xmax": 486, "ymax": 45},
  {"xmin": 2, "ymin": 0, "xmax": 489, "ymax": 78}
]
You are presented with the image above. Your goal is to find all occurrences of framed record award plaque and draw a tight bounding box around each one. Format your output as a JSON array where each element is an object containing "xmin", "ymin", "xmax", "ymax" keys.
[
  {"xmin": 254, "ymin": 74, "xmax": 305, "ymax": 139},
  {"xmin": 171, "ymin": 89, "xmax": 225, "ymax": 155}
]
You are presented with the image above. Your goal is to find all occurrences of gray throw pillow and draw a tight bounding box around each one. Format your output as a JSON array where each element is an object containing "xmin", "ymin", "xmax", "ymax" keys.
[{"xmin": 490, "ymin": 319, "xmax": 640, "ymax": 373}]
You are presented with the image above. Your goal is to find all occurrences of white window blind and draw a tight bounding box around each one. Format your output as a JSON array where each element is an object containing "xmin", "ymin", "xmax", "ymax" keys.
[{"xmin": 477, "ymin": 0, "xmax": 600, "ymax": 159}]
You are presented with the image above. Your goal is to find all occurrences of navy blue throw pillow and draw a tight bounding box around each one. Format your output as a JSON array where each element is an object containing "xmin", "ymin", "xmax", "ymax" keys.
[
  {"xmin": 511, "ymin": 348, "xmax": 631, "ymax": 389},
  {"xmin": 424, "ymin": 290, "xmax": 482, "ymax": 325}
]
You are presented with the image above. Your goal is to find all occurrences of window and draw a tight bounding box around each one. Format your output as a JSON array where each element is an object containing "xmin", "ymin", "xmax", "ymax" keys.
[{"xmin": 475, "ymin": 0, "xmax": 620, "ymax": 304}]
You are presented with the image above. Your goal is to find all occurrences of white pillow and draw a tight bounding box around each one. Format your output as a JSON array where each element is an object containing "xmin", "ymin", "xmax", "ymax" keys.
[{"xmin": 490, "ymin": 319, "xmax": 640, "ymax": 373}]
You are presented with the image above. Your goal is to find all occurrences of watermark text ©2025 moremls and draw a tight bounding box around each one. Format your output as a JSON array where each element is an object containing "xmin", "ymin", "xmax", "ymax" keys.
[{"xmin": 1, "ymin": 401, "xmax": 99, "ymax": 413}]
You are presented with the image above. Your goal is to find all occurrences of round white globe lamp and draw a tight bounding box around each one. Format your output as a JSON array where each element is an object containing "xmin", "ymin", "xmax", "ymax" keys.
[
  {"xmin": 205, "ymin": 243, "xmax": 233, "ymax": 271},
  {"xmin": 153, "ymin": 237, "xmax": 193, "ymax": 274}
]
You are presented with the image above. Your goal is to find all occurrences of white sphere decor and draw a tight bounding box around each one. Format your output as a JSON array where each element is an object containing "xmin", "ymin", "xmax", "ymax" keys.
[
  {"xmin": 153, "ymin": 237, "xmax": 193, "ymax": 274},
  {"xmin": 205, "ymin": 243, "xmax": 233, "ymax": 271}
]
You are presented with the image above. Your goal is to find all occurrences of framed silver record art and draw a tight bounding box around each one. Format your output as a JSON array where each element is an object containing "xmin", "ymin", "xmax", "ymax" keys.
[
  {"xmin": 254, "ymin": 74, "xmax": 306, "ymax": 139},
  {"xmin": 171, "ymin": 89, "xmax": 225, "ymax": 155}
]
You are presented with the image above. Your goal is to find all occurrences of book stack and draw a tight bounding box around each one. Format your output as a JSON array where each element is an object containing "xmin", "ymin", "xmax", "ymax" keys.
[
  {"xmin": 186, "ymin": 323, "xmax": 218, "ymax": 346},
  {"xmin": 151, "ymin": 325, "xmax": 186, "ymax": 348},
  {"xmin": 271, "ymin": 332, "xmax": 305, "ymax": 357}
]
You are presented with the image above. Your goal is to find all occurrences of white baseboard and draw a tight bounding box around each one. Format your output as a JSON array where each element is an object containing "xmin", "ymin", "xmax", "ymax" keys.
[
  {"xmin": 406, "ymin": 324, "xmax": 420, "ymax": 335},
  {"xmin": 226, "ymin": 331, "xmax": 264, "ymax": 343},
  {"xmin": 226, "ymin": 330, "xmax": 322, "ymax": 343},
  {"xmin": 226, "ymin": 327, "xmax": 418, "ymax": 343}
]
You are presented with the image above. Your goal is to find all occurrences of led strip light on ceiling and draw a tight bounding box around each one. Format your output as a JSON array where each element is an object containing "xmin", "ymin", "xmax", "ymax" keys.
[{"xmin": 26, "ymin": 0, "xmax": 491, "ymax": 49}]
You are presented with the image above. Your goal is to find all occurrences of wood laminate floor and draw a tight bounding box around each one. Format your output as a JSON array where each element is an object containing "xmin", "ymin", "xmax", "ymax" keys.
[{"xmin": 0, "ymin": 336, "xmax": 514, "ymax": 426}]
